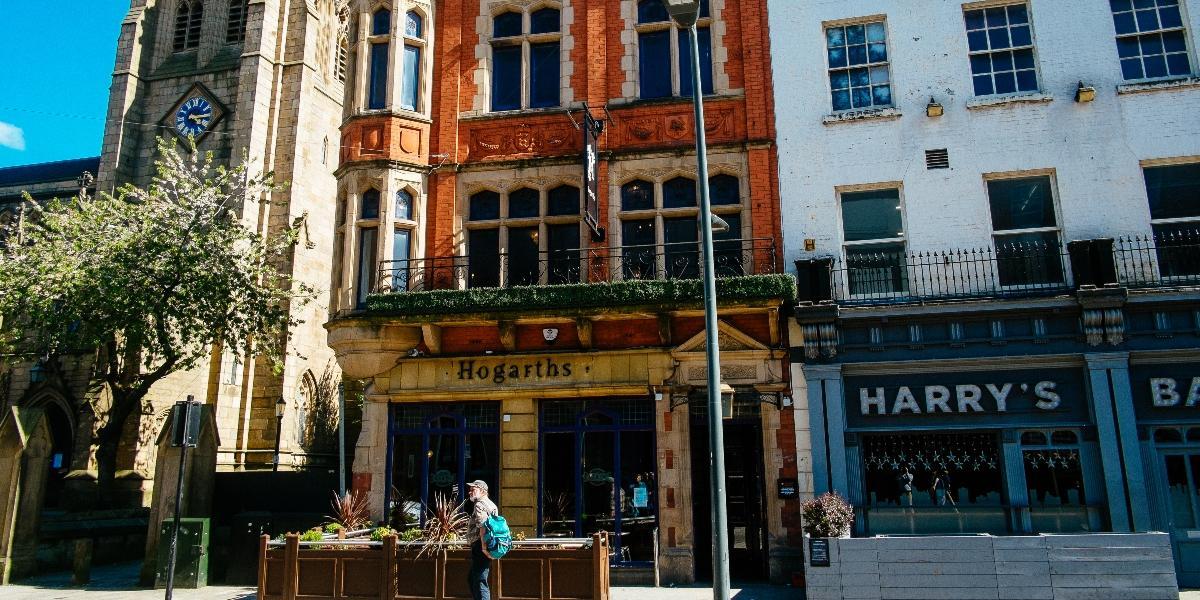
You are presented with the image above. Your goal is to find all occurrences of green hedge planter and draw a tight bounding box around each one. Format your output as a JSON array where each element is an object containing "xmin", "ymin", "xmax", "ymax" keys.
[{"xmin": 366, "ymin": 273, "xmax": 797, "ymax": 317}]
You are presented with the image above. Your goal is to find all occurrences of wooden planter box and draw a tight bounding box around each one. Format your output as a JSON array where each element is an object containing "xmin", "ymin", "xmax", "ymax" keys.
[{"xmin": 259, "ymin": 534, "xmax": 610, "ymax": 600}]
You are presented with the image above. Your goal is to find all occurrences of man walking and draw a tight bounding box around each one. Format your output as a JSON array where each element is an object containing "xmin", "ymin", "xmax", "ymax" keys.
[{"xmin": 465, "ymin": 480, "xmax": 498, "ymax": 600}]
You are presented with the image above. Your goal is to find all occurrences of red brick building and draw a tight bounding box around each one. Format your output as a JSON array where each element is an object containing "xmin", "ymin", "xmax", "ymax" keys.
[{"xmin": 327, "ymin": 0, "xmax": 796, "ymax": 583}]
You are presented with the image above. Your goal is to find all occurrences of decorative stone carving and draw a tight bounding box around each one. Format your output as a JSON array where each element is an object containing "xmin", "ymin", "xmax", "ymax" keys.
[
  {"xmin": 468, "ymin": 122, "xmax": 577, "ymax": 160},
  {"xmin": 793, "ymin": 304, "xmax": 839, "ymax": 360},
  {"xmin": 617, "ymin": 106, "xmax": 736, "ymax": 147},
  {"xmin": 1078, "ymin": 287, "xmax": 1128, "ymax": 347}
]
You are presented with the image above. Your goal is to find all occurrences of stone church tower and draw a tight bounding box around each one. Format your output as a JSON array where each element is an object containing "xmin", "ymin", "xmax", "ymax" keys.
[{"xmin": 95, "ymin": 0, "xmax": 345, "ymax": 480}]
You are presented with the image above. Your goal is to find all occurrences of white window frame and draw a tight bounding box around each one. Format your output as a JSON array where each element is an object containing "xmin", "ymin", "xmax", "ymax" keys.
[
  {"xmin": 1110, "ymin": 0, "xmax": 1195, "ymax": 82},
  {"xmin": 962, "ymin": 0, "xmax": 1041, "ymax": 97},
  {"xmin": 983, "ymin": 170, "xmax": 1065, "ymax": 289},
  {"xmin": 823, "ymin": 15, "xmax": 894, "ymax": 113},
  {"xmin": 836, "ymin": 183, "xmax": 908, "ymax": 298}
]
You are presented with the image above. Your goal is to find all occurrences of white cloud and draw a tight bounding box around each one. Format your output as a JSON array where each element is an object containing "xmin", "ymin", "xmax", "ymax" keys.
[{"xmin": 0, "ymin": 121, "xmax": 26, "ymax": 151}]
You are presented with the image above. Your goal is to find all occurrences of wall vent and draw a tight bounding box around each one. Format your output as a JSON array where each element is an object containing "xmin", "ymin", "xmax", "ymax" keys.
[{"xmin": 925, "ymin": 148, "xmax": 950, "ymax": 169}]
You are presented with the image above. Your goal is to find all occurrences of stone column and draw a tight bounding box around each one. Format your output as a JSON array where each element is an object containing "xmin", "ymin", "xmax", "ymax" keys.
[
  {"xmin": 801, "ymin": 364, "xmax": 845, "ymax": 497},
  {"xmin": 499, "ymin": 398, "xmax": 537, "ymax": 534},
  {"xmin": 1086, "ymin": 352, "xmax": 1151, "ymax": 531}
]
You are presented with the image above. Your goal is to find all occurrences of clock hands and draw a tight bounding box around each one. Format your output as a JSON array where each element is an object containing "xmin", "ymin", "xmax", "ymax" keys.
[{"xmin": 188, "ymin": 112, "xmax": 212, "ymax": 124}]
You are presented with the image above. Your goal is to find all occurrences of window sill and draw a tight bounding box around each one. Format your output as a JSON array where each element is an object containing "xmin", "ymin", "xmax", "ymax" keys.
[
  {"xmin": 821, "ymin": 107, "xmax": 902, "ymax": 125},
  {"xmin": 460, "ymin": 106, "xmax": 574, "ymax": 121},
  {"xmin": 965, "ymin": 93, "xmax": 1053, "ymax": 110},
  {"xmin": 1116, "ymin": 76, "xmax": 1200, "ymax": 95}
]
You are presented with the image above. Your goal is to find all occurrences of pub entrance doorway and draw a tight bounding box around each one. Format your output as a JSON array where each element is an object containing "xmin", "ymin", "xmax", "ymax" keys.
[{"xmin": 689, "ymin": 396, "xmax": 768, "ymax": 582}]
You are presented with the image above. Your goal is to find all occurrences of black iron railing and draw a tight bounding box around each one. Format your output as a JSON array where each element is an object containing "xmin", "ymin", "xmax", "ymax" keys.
[
  {"xmin": 1115, "ymin": 229, "xmax": 1200, "ymax": 288},
  {"xmin": 375, "ymin": 237, "xmax": 779, "ymax": 293},
  {"xmin": 797, "ymin": 231, "xmax": 1200, "ymax": 306}
]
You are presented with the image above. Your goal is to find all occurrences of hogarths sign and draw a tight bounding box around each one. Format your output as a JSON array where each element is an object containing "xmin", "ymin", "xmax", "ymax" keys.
[
  {"xmin": 1131, "ymin": 366, "xmax": 1200, "ymax": 421},
  {"xmin": 456, "ymin": 358, "xmax": 576, "ymax": 384},
  {"xmin": 844, "ymin": 368, "xmax": 1089, "ymax": 430}
]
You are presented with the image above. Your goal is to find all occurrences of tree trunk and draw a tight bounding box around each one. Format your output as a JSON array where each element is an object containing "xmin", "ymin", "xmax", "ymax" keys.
[{"xmin": 93, "ymin": 386, "xmax": 141, "ymax": 508}]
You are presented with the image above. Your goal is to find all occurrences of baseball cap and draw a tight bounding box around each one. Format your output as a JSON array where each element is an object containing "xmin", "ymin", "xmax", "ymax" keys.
[{"xmin": 466, "ymin": 480, "xmax": 489, "ymax": 493}]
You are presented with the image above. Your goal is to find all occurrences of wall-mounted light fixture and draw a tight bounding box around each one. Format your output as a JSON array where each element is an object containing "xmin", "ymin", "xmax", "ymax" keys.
[
  {"xmin": 926, "ymin": 97, "xmax": 944, "ymax": 117},
  {"xmin": 1075, "ymin": 81, "xmax": 1096, "ymax": 103}
]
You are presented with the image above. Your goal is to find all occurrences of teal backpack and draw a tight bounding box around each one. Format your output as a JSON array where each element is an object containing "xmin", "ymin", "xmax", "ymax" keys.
[{"xmin": 482, "ymin": 513, "xmax": 512, "ymax": 559}]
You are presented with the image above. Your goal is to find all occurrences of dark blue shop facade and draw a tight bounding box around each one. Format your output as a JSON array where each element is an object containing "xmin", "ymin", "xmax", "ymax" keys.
[{"xmin": 792, "ymin": 236, "xmax": 1200, "ymax": 585}]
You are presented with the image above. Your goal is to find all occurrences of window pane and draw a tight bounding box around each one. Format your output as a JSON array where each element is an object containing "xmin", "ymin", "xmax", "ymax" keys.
[
  {"xmin": 1022, "ymin": 431, "xmax": 1048, "ymax": 445},
  {"xmin": 548, "ymin": 185, "xmax": 580, "ymax": 216},
  {"xmin": 1165, "ymin": 455, "xmax": 1196, "ymax": 528},
  {"xmin": 393, "ymin": 229, "xmax": 411, "ymax": 263},
  {"xmin": 995, "ymin": 231, "xmax": 1064, "ymax": 287},
  {"xmin": 493, "ymin": 12, "xmax": 522, "ymax": 37},
  {"xmin": 710, "ymin": 175, "xmax": 739, "ymax": 206},
  {"xmin": 679, "ymin": 27, "xmax": 714, "ymax": 97},
  {"xmin": 714, "ymin": 213, "xmax": 744, "ymax": 277},
  {"xmin": 987, "ymin": 176, "xmax": 1057, "ymax": 230},
  {"xmin": 468, "ymin": 228, "xmax": 500, "ymax": 288},
  {"xmin": 530, "ymin": 42, "xmax": 561, "ymax": 108},
  {"xmin": 1152, "ymin": 223, "xmax": 1200, "ymax": 278},
  {"xmin": 368, "ymin": 42, "xmax": 389, "ymax": 109},
  {"xmin": 664, "ymin": 216, "xmax": 699, "ymax": 279},
  {"xmin": 547, "ymin": 224, "xmax": 581, "ymax": 284},
  {"xmin": 663, "ymin": 177, "xmax": 697, "ymax": 208},
  {"xmin": 357, "ymin": 227, "xmax": 378, "ymax": 307},
  {"xmin": 531, "ymin": 8, "xmax": 560, "ymax": 34},
  {"xmin": 579, "ymin": 430, "xmax": 617, "ymax": 543},
  {"xmin": 508, "ymin": 188, "xmax": 540, "ymax": 218},
  {"xmin": 619, "ymin": 431, "xmax": 658, "ymax": 562},
  {"xmin": 542, "ymin": 432, "xmax": 578, "ymax": 536},
  {"xmin": 389, "ymin": 434, "xmax": 423, "ymax": 528},
  {"xmin": 405, "ymin": 11, "xmax": 423, "ymax": 38},
  {"xmin": 622, "ymin": 180, "xmax": 654, "ymax": 211},
  {"xmin": 1025, "ymin": 449, "xmax": 1091, "ymax": 533},
  {"xmin": 360, "ymin": 189, "xmax": 381, "ymax": 219},
  {"xmin": 841, "ymin": 188, "xmax": 903, "ymax": 242},
  {"xmin": 372, "ymin": 8, "xmax": 391, "ymax": 36},
  {"xmin": 638, "ymin": 0, "xmax": 669, "ymax": 24},
  {"xmin": 846, "ymin": 242, "xmax": 908, "ymax": 296},
  {"xmin": 470, "ymin": 191, "xmax": 501, "ymax": 221},
  {"xmin": 395, "ymin": 190, "xmax": 413, "ymax": 220},
  {"xmin": 492, "ymin": 45, "xmax": 521, "ymax": 111},
  {"xmin": 622, "ymin": 219, "xmax": 657, "ymax": 280},
  {"xmin": 508, "ymin": 226, "xmax": 540, "ymax": 286},
  {"xmin": 1113, "ymin": 12, "xmax": 1137, "ymax": 35},
  {"xmin": 401, "ymin": 44, "xmax": 421, "ymax": 111},
  {"xmin": 639, "ymin": 30, "xmax": 672, "ymax": 99}
]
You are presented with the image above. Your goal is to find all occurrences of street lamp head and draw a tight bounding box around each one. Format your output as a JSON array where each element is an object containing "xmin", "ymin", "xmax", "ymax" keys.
[
  {"xmin": 664, "ymin": 0, "xmax": 701, "ymax": 27},
  {"xmin": 275, "ymin": 397, "xmax": 287, "ymax": 418}
]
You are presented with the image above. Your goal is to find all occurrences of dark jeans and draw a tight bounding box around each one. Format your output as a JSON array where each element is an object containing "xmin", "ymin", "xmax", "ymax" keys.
[{"xmin": 468, "ymin": 539, "xmax": 491, "ymax": 600}]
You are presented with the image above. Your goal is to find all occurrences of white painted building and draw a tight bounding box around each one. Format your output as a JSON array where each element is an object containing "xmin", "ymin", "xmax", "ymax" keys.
[{"xmin": 770, "ymin": 1, "xmax": 1200, "ymax": 593}]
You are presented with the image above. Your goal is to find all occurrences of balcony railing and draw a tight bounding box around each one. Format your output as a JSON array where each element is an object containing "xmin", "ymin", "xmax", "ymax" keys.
[
  {"xmin": 375, "ymin": 237, "xmax": 779, "ymax": 293},
  {"xmin": 796, "ymin": 231, "xmax": 1200, "ymax": 306}
]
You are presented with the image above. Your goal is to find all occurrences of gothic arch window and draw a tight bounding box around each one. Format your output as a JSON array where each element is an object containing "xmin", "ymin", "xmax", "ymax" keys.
[
  {"xmin": 357, "ymin": 189, "xmax": 382, "ymax": 306},
  {"xmin": 336, "ymin": 34, "xmax": 349, "ymax": 82},
  {"xmin": 400, "ymin": 10, "xmax": 426, "ymax": 111},
  {"xmin": 174, "ymin": 0, "xmax": 205, "ymax": 52},
  {"xmin": 490, "ymin": 5, "xmax": 562, "ymax": 111},
  {"xmin": 226, "ymin": 0, "xmax": 248, "ymax": 43},
  {"xmin": 367, "ymin": 7, "xmax": 392, "ymax": 109}
]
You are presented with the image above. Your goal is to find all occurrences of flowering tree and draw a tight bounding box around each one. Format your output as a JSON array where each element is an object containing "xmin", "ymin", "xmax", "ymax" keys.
[{"xmin": 0, "ymin": 139, "xmax": 309, "ymax": 502}]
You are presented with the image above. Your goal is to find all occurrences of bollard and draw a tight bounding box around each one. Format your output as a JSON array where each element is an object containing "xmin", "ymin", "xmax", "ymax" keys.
[{"xmin": 72, "ymin": 538, "xmax": 93, "ymax": 585}]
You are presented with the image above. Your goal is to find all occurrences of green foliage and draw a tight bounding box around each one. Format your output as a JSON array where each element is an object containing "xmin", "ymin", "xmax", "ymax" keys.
[
  {"xmin": 324, "ymin": 522, "xmax": 345, "ymax": 534},
  {"xmin": 369, "ymin": 526, "xmax": 396, "ymax": 541},
  {"xmin": 300, "ymin": 528, "xmax": 325, "ymax": 542},
  {"xmin": 366, "ymin": 273, "xmax": 796, "ymax": 316},
  {"xmin": 0, "ymin": 138, "xmax": 309, "ymax": 497},
  {"xmin": 398, "ymin": 528, "xmax": 422, "ymax": 542}
]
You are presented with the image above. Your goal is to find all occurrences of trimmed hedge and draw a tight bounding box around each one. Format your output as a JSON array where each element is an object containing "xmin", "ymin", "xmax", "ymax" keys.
[{"xmin": 366, "ymin": 273, "xmax": 796, "ymax": 317}]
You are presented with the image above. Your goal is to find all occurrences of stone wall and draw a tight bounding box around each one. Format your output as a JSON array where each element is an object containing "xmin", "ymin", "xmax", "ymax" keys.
[{"xmin": 805, "ymin": 533, "xmax": 1178, "ymax": 600}]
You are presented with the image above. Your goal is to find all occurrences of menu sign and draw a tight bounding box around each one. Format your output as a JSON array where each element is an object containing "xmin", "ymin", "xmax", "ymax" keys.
[{"xmin": 809, "ymin": 538, "xmax": 830, "ymax": 567}]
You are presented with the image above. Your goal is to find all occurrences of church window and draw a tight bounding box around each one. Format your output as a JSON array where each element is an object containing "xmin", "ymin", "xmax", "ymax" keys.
[
  {"xmin": 227, "ymin": 0, "xmax": 248, "ymax": 44},
  {"xmin": 336, "ymin": 35, "xmax": 349, "ymax": 82},
  {"xmin": 173, "ymin": 0, "xmax": 205, "ymax": 52}
]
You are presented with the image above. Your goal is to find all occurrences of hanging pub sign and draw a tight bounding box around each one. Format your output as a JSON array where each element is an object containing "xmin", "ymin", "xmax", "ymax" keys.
[
  {"xmin": 582, "ymin": 107, "xmax": 604, "ymax": 241},
  {"xmin": 843, "ymin": 368, "xmax": 1089, "ymax": 430}
]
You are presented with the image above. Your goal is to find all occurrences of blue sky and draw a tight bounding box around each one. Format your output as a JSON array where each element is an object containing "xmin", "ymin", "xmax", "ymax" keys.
[{"xmin": 0, "ymin": 2, "xmax": 129, "ymax": 167}]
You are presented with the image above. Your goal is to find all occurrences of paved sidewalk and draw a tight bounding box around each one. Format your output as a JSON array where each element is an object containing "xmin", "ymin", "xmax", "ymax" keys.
[{"xmin": 2, "ymin": 563, "xmax": 1196, "ymax": 600}]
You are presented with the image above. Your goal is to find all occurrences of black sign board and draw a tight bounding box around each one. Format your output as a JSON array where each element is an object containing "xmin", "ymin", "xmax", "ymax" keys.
[
  {"xmin": 1131, "ymin": 365, "xmax": 1200, "ymax": 422},
  {"xmin": 170, "ymin": 400, "xmax": 201, "ymax": 448},
  {"xmin": 843, "ymin": 368, "xmax": 1089, "ymax": 431},
  {"xmin": 777, "ymin": 478, "xmax": 798, "ymax": 499},
  {"xmin": 582, "ymin": 108, "xmax": 604, "ymax": 242},
  {"xmin": 808, "ymin": 538, "xmax": 830, "ymax": 567}
]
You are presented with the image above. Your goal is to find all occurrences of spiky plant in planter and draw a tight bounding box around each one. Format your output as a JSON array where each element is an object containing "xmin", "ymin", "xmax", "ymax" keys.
[
  {"xmin": 800, "ymin": 492, "xmax": 854, "ymax": 538},
  {"xmin": 414, "ymin": 493, "xmax": 471, "ymax": 559},
  {"xmin": 328, "ymin": 489, "xmax": 371, "ymax": 531}
]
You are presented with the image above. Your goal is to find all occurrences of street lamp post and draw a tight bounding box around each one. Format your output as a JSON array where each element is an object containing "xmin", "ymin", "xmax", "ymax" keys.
[
  {"xmin": 273, "ymin": 397, "xmax": 286, "ymax": 472},
  {"xmin": 664, "ymin": 2, "xmax": 731, "ymax": 598}
]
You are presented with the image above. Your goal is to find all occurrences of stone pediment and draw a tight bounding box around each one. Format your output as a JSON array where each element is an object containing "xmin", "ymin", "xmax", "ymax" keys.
[{"xmin": 672, "ymin": 320, "xmax": 768, "ymax": 356}]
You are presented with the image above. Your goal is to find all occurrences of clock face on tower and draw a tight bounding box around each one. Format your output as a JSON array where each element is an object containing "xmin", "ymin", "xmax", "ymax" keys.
[
  {"xmin": 164, "ymin": 84, "xmax": 226, "ymax": 146},
  {"xmin": 174, "ymin": 97, "xmax": 214, "ymax": 138}
]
